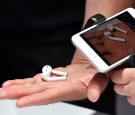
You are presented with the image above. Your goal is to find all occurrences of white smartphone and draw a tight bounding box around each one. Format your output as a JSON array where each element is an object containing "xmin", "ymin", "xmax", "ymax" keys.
[{"xmin": 72, "ymin": 8, "xmax": 135, "ymax": 73}]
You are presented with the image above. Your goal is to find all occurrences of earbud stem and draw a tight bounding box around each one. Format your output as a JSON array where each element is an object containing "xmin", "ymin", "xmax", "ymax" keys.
[
  {"xmin": 41, "ymin": 73, "xmax": 67, "ymax": 81},
  {"xmin": 52, "ymin": 70, "xmax": 67, "ymax": 76},
  {"xmin": 109, "ymin": 36, "xmax": 125, "ymax": 42}
]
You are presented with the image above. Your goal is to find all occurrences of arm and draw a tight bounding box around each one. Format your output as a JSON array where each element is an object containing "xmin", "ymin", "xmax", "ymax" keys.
[{"xmin": 84, "ymin": 0, "xmax": 135, "ymax": 24}]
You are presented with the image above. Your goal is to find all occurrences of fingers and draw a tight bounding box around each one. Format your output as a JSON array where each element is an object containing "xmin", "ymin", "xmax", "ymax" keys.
[
  {"xmin": 0, "ymin": 75, "xmax": 87, "ymax": 107},
  {"xmin": 16, "ymin": 88, "xmax": 70, "ymax": 107},
  {"xmin": 115, "ymin": 82, "xmax": 135, "ymax": 106},
  {"xmin": 114, "ymin": 84, "xmax": 128, "ymax": 96},
  {"xmin": 2, "ymin": 74, "xmax": 42, "ymax": 87},
  {"xmin": 114, "ymin": 81, "xmax": 135, "ymax": 96},
  {"xmin": 111, "ymin": 69, "xmax": 134, "ymax": 96},
  {"xmin": 111, "ymin": 69, "xmax": 135, "ymax": 106},
  {"xmin": 111, "ymin": 68, "xmax": 135, "ymax": 84},
  {"xmin": 0, "ymin": 74, "xmax": 50, "ymax": 100},
  {"xmin": 87, "ymin": 73, "xmax": 109, "ymax": 102},
  {"xmin": 127, "ymin": 96, "xmax": 135, "ymax": 106},
  {"xmin": 88, "ymin": 38, "xmax": 110, "ymax": 55},
  {"xmin": 2, "ymin": 78, "xmax": 35, "ymax": 87},
  {"xmin": 15, "ymin": 82, "xmax": 87, "ymax": 107},
  {"xmin": 89, "ymin": 38, "xmax": 104, "ymax": 46},
  {"xmin": 0, "ymin": 83, "xmax": 47, "ymax": 99}
]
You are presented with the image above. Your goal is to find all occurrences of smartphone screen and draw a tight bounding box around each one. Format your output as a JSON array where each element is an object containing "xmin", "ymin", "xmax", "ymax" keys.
[{"xmin": 80, "ymin": 11, "xmax": 135, "ymax": 66}]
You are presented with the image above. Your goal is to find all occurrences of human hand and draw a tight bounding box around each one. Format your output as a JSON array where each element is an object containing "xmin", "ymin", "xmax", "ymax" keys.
[
  {"xmin": 0, "ymin": 52, "xmax": 109, "ymax": 108},
  {"xmin": 111, "ymin": 68, "xmax": 135, "ymax": 105}
]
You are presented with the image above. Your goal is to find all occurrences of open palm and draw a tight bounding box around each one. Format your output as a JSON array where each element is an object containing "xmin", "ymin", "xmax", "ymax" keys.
[{"xmin": 0, "ymin": 53, "xmax": 108, "ymax": 107}]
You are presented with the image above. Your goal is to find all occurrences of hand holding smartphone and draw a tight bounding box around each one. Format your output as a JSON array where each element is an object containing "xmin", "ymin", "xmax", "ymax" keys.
[{"xmin": 72, "ymin": 8, "xmax": 135, "ymax": 73}]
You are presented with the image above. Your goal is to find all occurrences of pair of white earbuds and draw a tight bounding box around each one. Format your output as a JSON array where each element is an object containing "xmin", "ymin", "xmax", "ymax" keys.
[
  {"xmin": 104, "ymin": 24, "xmax": 128, "ymax": 42},
  {"xmin": 41, "ymin": 65, "xmax": 67, "ymax": 81}
]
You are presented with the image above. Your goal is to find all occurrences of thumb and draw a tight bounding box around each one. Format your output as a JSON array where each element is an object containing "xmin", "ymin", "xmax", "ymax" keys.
[{"xmin": 87, "ymin": 73, "xmax": 109, "ymax": 102}]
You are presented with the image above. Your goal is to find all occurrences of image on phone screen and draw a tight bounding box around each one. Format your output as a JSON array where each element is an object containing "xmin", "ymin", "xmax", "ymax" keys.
[{"xmin": 81, "ymin": 11, "xmax": 135, "ymax": 66}]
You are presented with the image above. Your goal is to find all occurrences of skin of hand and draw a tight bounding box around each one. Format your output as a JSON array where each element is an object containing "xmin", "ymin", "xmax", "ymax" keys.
[
  {"xmin": 0, "ymin": 59, "xmax": 108, "ymax": 107},
  {"xmin": 111, "ymin": 68, "xmax": 135, "ymax": 106}
]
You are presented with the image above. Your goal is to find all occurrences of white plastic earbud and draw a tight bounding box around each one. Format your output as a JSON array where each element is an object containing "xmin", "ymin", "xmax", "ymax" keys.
[
  {"xmin": 41, "ymin": 65, "xmax": 67, "ymax": 81},
  {"xmin": 107, "ymin": 24, "xmax": 128, "ymax": 34},
  {"xmin": 104, "ymin": 31, "xmax": 125, "ymax": 42}
]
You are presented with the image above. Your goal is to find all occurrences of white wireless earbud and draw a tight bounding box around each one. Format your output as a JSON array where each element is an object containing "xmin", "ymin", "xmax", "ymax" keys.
[
  {"xmin": 104, "ymin": 31, "xmax": 125, "ymax": 42},
  {"xmin": 41, "ymin": 65, "xmax": 67, "ymax": 81},
  {"xmin": 107, "ymin": 24, "xmax": 128, "ymax": 34}
]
